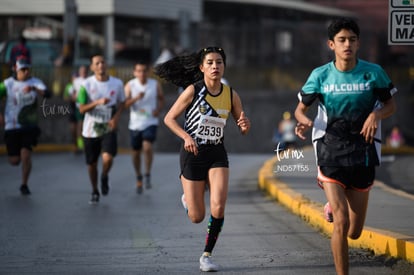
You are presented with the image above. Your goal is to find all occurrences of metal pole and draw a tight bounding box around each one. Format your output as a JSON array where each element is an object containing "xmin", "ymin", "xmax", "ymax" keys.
[
  {"xmin": 63, "ymin": 0, "xmax": 78, "ymax": 66},
  {"xmin": 104, "ymin": 15, "xmax": 115, "ymax": 66}
]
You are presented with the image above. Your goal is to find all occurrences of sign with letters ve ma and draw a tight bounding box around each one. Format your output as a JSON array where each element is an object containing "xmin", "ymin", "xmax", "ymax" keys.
[{"xmin": 389, "ymin": 0, "xmax": 414, "ymax": 45}]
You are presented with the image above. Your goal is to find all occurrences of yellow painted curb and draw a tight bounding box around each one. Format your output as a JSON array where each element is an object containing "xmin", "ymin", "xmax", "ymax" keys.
[{"xmin": 258, "ymin": 155, "xmax": 414, "ymax": 263}]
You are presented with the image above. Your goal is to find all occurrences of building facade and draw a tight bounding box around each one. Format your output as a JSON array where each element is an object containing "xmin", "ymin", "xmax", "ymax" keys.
[{"xmin": 0, "ymin": 0, "xmax": 359, "ymax": 67}]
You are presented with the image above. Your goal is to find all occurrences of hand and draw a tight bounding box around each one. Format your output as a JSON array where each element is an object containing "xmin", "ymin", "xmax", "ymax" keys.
[
  {"xmin": 23, "ymin": 86, "xmax": 32, "ymax": 93},
  {"xmin": 360, "ymin": 112, "xmax": 380, "ymax": 143},
  {"xmin": 99, "ymin": 98, "xmax": 110, "ymax": 105},
  {"xmin": 107, "ymin": 118, "xmax": 117, "ymax": 131},
  {"xmin": 152, "ymin": 108, "xmax": 160, "ymax": 117},
  {"xmin": 135, "ymin": 92, "xmax": 145, "ymax": 101},
  {"xmin": 295, "ymin": 121, "xmax": 312, "ymax": 140},
  {"xmin": 183, "ymin": 135, "xmax": 198, "ymax": 156},
  {"xmin": 237, "ymin": 111, "xmax": 250, "ymax": 134}
]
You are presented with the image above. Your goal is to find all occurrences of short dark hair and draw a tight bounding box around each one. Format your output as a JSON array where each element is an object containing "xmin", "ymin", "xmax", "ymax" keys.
[
  {"xmin": 90, "ymin": 54, "xmax": 104, "ymax": 63},
  {"xmin": 328, "ymin": 18, "xmax": 360, "ymax": 40},
  {"xmin": 135, "ymin": 60, "xmax": 149, "ymax": 66}
]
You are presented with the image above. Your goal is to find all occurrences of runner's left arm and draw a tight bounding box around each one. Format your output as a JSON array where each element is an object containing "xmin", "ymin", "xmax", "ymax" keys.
[
  {"xmin": 108, "ymin": 84, "xmax": 126, "ymax": 130},
  {"xmin": 360, "ymin": 97, "xmax": 396, "ymax": 143},
  {"xmin": 231, "ymin": 90, "xmax": 250, "ymax": 135}
]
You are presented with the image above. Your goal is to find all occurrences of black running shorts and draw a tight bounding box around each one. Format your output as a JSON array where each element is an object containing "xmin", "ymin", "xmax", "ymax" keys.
[
  {"xmin": 180, "ymin": 143, "xmax": 229, "ymax": 181},
  {"xmin": 4, "ymin": 127, "xmax": 40, "ymax": 156},
  {"xmin": 83, "ymin": 131, "xmax": 117, "ymax": 164},
  {"xmin": 318, "ymin": 166, "xmax": 375, "ymax": 191}
]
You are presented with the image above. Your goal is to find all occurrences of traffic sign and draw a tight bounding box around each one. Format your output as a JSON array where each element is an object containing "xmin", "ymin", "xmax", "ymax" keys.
[{"xmin": 388, "ymin": 0, "xmax": 414, "ymax": 45}]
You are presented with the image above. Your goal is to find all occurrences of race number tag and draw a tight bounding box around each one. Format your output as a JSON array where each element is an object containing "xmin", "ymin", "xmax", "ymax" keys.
[
  {"xmin": 132, "ymin": 108, "xmax": 150, "ymax": 119},
  {"xmin": 17, "ymin": 92, "xmax": 35, "ymax": 106},
  {"xmin": 90, "ymin": 106, "xmax": 111, "ymax": 123},
  {"xmin": 195, "ymin": 115, "xmax": 226, "ymax": 141}
]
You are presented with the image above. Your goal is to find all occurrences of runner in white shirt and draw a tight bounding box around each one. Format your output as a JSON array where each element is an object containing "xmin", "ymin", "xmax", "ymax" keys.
[
  {"xmin": 77, "ymin": 55, "xmax": 125, "ymax": 204},
  {"xmin": 124, "ymin": 61, "xmax": 164, "ymax": 193},
  {"xmin": 0, "ymin": 57, "xmax": 47, "ymax": 195}
]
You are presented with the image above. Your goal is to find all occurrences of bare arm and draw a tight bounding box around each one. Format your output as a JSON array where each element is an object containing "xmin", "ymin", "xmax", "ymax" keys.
[
  {"xmin": 360, "ymin": 97, "xmax": 396, "ymax": 143},
  {"xmin": 164, "ymin": 85, "xmax": 199, "ymax": 155},
  {"xmin": 79, "ymin": 97, "xmax": 109, "ymax": 114},
  {"xmin": 294, "ymin": 102, "xmax": 313, "ymax": 140},
  {"xmin": 231, "ymin": 90, "xmax": 250, "ymax": 135},
  {"xmin": 124, "ymin": 82, "xmax": 145, "ymax": 109},
  {"xmin": 108, "ymin": 101, "xmax": 125, "ymax": 130}
]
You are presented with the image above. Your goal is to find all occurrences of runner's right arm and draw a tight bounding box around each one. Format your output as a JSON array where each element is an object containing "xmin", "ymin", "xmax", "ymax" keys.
[{"xmin": 77, "ymin": 86, "xmax": 109, "ymax": 114}]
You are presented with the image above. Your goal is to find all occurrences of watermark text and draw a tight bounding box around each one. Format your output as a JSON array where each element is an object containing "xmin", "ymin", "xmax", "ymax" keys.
[
  {"xmin": 274, "ymin": 142, "xmax": 304, "ymax": 161},
  {"xmin": 40, "ymin": 99, "xmax": 71, "ymax": 118},
  {"xmin": 274, "ymin": 142, "xmax": 310, "ymax": 174}
]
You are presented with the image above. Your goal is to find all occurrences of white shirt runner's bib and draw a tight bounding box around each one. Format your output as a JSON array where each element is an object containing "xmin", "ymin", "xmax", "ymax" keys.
[{"xmin": 90, "ymin": 106, "xmax": 112, "ymax": 123}]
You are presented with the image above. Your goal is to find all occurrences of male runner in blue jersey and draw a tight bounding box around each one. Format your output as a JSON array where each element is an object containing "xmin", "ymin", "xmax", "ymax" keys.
[{"xmin": 294, "ymin": 18, "xmax": 397, "ymax": 275}]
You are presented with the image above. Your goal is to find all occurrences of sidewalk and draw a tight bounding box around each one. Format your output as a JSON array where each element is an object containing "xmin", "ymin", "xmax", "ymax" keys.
[{"xmin": 258, "ymin": 146, "xmax": 414, "ymax": 263}]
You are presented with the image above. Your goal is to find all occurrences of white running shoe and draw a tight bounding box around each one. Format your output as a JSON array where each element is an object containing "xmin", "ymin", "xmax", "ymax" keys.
[
  {"xmin": 199, "ymin": 255, "xmax": 219, "ymax": 272},
  {"xmin": 181, "ymin": 194, "xmax": 188, "ymax": 213}
]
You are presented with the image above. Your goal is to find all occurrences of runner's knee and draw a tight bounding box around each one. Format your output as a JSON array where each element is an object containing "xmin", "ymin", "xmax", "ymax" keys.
[
  {"xmin": 348, "ymin": 230, "xmax": 362, "ymax": 240},
  {"xmin": 333, "ymin": 215, "xmax": 350, "ymax": 236},
  {"xmin": 188, "ymin": 212, "xmax": 205, "ymax": 224},
  {"xmin": 347, "ymin": 224, "xmax": 364, "ymax": 239},
  {"xmin": 9, "ymin": 156, "xmax": 20, "ymax": 166}
]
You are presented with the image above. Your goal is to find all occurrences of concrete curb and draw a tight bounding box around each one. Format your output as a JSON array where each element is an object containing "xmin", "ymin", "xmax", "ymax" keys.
[{"xmin": 258, "ymin": 156, "xmax": 414, "ymax": 263}]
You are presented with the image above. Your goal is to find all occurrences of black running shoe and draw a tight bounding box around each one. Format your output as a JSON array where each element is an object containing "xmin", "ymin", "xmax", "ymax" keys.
[
  {"xmin": 20, "ymin": 185, "xmax": 31, "ymax": 195},
  {"xmin": 136, "ymin": 175, "xmax": 143, "ymax": 194},
  {"xmin": 101, "ymin": 175, "xmax": 109, "ymax": 196},
  {"xmin": 145, "ymin": 174, "xmax": 151, "ymax": 189},
  {"xmin": 89, "ymin": 192, "xmax": 100, "ymax": 204}
]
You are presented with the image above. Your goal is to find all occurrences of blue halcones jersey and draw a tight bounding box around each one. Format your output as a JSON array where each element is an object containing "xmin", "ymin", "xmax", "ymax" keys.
[{"xmin": 298, "ymin": 59, "xmax": 397, "ymax": 166}]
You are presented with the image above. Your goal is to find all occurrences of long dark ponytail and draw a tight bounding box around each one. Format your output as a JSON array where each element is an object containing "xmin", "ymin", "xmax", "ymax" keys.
[{"xmin": 154, "ymin": 47, "xmax": 226, "ymax": 88}]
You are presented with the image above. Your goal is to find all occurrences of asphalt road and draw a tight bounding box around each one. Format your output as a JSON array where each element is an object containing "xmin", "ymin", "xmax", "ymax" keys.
[
  {"xmin": 0, "ymin": 152, "xmax": 412, "ymax": 274},
  {"xmin": 376, "ymin": 154, "xmax": 414, "ymax": 195}
]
